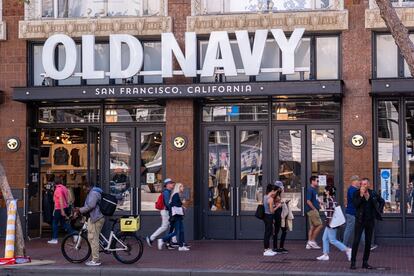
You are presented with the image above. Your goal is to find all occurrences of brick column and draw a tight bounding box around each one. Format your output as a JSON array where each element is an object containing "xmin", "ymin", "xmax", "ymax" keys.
[
  {"xmin": 0, "ymin": 1, "xmax": 27, "ymax": 208},
  {"xmin": 165, "ymin": 0, "xmax": 194, "ymax": 205},
  {"xmin": 342, "ymin": 0, "xmax": 373, "ymax": 198}
]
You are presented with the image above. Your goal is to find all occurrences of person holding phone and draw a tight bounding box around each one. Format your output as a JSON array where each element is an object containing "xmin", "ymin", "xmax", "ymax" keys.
[{"xmin": 273, "ymin": 181, "xmax": 289, "ymax": 254}]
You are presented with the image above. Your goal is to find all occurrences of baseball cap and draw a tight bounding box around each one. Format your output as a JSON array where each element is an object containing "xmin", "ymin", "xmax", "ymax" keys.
[
  {"xmin": 274, "ymin": 180, "xmax": 284, "ymax": 189},
  {"xmin": 163, "ymin": 178, "xmax": 175, "ymax": 186}
]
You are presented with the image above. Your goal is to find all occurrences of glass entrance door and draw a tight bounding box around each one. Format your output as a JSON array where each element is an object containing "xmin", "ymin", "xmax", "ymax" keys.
[{"xmin": 203, "ymin": 126, "xmax": 267, "ymax": 239}]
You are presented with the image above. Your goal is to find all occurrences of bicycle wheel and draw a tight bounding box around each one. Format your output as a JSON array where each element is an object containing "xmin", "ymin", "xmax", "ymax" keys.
[
  {"xmin": 112, "ymin": 232, "xmax": 144, "ymax": 264},
  {"xmin": 61, "ymin": 232, "xmax": 91, "ymax": 263}
]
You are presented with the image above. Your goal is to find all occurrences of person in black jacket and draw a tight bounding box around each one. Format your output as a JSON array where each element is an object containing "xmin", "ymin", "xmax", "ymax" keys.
[{"xmin": 350, "ymin": 178, "xmax": 382, "ymax": 270}]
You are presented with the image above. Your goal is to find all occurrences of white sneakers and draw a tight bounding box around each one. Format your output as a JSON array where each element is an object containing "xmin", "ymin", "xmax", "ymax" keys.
[
  {"xmin": 306, "ymin": 241, "xmax": 321, "ymax": 249},
  {"xmin": 346, "ymin": 248, "xmax": 352, "ymax": 261},
  {"xmin": 178, "ymin": 246, "xmax": 190, "ymax": 251},
  {"xmin": 47, "ymin": 239, "xmax": 58, "ymax": 244},
  {"xmin": 157, "ymin": 239, "xmax": 164, "ymax": 250},
  {"xmin": 316, "ymin": 254, "xmax": 329, "ymax": 261},
  {"xmin": 85, "ymin": 260, "xmax": 101, "ymax": 266},
  {"xmin": 263, "ymin": 249, "xmax": 277, "ymax": 256}
]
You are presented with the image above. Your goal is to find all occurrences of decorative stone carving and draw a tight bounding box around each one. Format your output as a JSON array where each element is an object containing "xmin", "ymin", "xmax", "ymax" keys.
[
  {"xmin": 187, "ymin": 10, "xmax": 349, "ymax": 33},
  {"xmin": 365, "ymin": 7, "xmax": 414, "ymax": 29},
  {"xmin": 19, "ymin": 16, "xmax": 172, "ymax": 39}
]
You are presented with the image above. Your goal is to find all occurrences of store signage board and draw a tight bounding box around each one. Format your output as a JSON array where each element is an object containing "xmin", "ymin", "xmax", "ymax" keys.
[
  {"xmin": 380, "ymin": 169, "xmax": 391, "ymax": 203},
  {"xmin": 41, "ymin": 28, "xmax": 306, "ymax": 80}
]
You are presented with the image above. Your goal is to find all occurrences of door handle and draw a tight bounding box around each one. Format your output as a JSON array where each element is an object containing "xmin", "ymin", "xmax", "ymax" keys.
[
  {"xmin": 236, "ymin": 186, "xmax": 240, "ymax": 216},
  {"xmin": 302, "ymin": 187, "xmax": 305, "ymax": 217},
  {"xmin": 230, "ymin": 186, "xmax": 234, "ymax": 216}
]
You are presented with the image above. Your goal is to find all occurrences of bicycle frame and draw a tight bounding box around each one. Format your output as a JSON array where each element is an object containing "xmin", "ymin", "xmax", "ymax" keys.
[{"xmin": 74, "ymin": 219, "xmax": 128, "ymax": 252}]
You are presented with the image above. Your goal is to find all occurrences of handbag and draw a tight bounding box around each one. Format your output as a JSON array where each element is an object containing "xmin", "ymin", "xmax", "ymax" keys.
[
  {"xmin": 171, "ymin": 206, "xmax": 184, "ymax": 216},
  {"xmin": 329, "ymin": 204, "xmax": 346, "ymax": 228},
  {"xmin": 255, "ymin": 204, "xmax": 265, "ymax": 220}
]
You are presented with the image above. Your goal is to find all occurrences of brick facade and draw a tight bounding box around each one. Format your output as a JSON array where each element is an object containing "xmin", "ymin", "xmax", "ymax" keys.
[{"xmin": 0, "ymin": 0, "xmax": 26, "ymax": 207}]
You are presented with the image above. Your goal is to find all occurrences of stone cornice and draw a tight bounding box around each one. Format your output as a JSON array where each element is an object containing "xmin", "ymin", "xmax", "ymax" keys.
[
  {"xmin": 19, "ymin": 16, "xmax": 172, "ymax": 39},
  {"xmin": 187, "ymin": 10, "xmax": 348, "ymax": 34},
  {"xmin": 366, "ymin": 8, "xmax": 414, "ymax": 29},
  {"xmin": 0, "ymin": 21, "xmax": 6, "ymax": 40}
]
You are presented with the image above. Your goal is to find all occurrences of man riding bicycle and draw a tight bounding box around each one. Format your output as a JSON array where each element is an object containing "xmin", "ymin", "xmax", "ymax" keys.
[{"xmin": 74, "ymin": 185, "xmax": 105, "ymax": 266}]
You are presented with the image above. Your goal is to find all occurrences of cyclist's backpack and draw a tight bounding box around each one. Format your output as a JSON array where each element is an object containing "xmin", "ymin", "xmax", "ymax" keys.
[
  {"xmin": 155, "ymin": 193, "xmax": 165, "ymax": 211},
  {"xmin": 99, "ymin": 192, "xmax": 117, "ymax": 216}
]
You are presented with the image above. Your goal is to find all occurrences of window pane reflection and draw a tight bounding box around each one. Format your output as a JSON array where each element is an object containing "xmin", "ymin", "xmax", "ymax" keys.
[
  {"xmin": 273, "ymin": 101, "xmax": 340, "ymax": 121},
  {"xmin": 109, "ymin": 131, "xmax": 132, "ymax": 212},
  {"xmin": 377, "ymin": 101, "xmax": 400, "ymax": 213},
  {"xmin": 278, "ymin": 130, "xmax": 302, "ymax": 212},
  {"xmin": 240, "ymin": 130, "xmax": 263, "ymax": 211},
  {"xmin": 208, "ymin": 131, "xmax": 231, "ymax": 212},
  {"xmin": 406, "ymin": 101, "xmax": 414, "ymax": 214},
  {"xmin": 140, "ymin": 132, "xmax": 163, "ymax": 211},
  {"xmin": 203, "ymin": 104, "xmax": 268, "ymax": 122}
]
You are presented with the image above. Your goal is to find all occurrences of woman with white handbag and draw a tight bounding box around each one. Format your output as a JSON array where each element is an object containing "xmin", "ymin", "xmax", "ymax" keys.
[
  {"xmin": 159, "ymin": 183, "xmax": 189, "ymax": 251},
  {"xmin": 316, "ymin": 185, "xmax": 352, "ymax": 261}
]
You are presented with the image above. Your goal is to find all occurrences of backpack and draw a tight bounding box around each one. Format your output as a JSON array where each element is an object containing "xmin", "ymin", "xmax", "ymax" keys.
[
  {"xmin": 99, "ymin": 192, "xmax": 117, "ymax": 216},
  {"xmin": 155, "ymin": 193, "xmax": 165, "ymax": 211}
]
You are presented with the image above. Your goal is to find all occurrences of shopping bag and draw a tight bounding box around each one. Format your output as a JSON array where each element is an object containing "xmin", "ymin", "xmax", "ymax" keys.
[
  {"xmin": 329, "ymin": 205, "xmax": 346, "ymax": 228},
  {"xmin": 255, "ymin": 204, "xmax": 265, "ymax": 220},
  {"xmin": 171, "ymin": 206, "xmax": 184, "ymax": 216}
]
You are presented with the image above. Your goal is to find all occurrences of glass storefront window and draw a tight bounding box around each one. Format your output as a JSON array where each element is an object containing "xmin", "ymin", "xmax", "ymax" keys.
[
  {"xmin": 140, "ymin": 131, "xmax": 163, "ymax": 211},
  {"xmin": 273, "ymin": 101, "xmax": 340, "ymax": 121},
  {"xmin": 377, "ymin": 100, "xmax": 401, "ymax": 213},
  {"xmin": 406, "ymin": 101, "xmax": 414, "ymax": 214},
  {"xmin": 240, "ymin": 130, "xmax": 263, "ymax": 211},
  {"xmin": 316, "ymin": 37, "xmax": 339, "ymax": 80},
  {"xmin": 286, "ymin": 38, "xmax": 310, "ymax": 81},
  {"xmin": 143, "ymin": 42, "xmax": 162, "ymax": 84},
  {"xmin": 256, "ymin": 39, "xmax": 280, "ymax": 81},
  {"xmin": 208, "ymin": 130, "xmax": 231, "ymax": 212},
  {"xmin": 58, "ymin": 44, "xmax": 81, "ymax": 85},
  {"xmin": 33, "ymin": 45, "xmax": 44, "ymax": 86},
  {"xmin": 38, "ymin": 106, "xmax": 101, "ymax": 124},
  {"xmin": 86, "ymin": 44, "xmax": 110, "ymax": 85},
  {"xmin": 403, "ymin": 35, "xmax": 414, "ymax": 77},
  {"xmin": 109, "ymin": 131, "xmax": 132, "ymax": 212},
  {"xmin": 376, "ymin": 35, "xmax": 398, "ymax": 78},
  {"xmin": 203, "ymin": 104, "xmax": 269, "ymax": 122},
  {"xmin": 104, "ymin": 105, "xmax": 166, "ymax": 123}
]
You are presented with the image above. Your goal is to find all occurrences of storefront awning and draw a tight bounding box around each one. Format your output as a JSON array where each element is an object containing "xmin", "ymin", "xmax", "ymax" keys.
[
  {"xmin": 13, "ymin": 81, "xmax": 343, "ymax": 102},
  {"xmin": 371, "ymin": 79, "xmax": 414, "ymax": 95}
]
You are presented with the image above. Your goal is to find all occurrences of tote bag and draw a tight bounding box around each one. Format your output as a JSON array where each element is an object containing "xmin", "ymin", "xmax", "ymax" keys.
[
  {"xmin": 171, "ymin": 206, "xmax": 184, "ymax": 216},
  {"xmin": 329, "ymin": 205, "xmax": 346, "ymax": 228},
  {"xmin": 255, "ymin": 204, "xmax": 265, "ymax": 220}
]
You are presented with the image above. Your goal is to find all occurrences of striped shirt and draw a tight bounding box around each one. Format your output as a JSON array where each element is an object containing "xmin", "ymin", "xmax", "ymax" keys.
[{"xmin": 324, "ymin": 196, "xmax": 337, "ymax": 228}]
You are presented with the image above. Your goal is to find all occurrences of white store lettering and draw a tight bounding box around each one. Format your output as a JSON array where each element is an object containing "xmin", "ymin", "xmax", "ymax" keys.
[{"xmin": 42, "ymin": 29, "xmax": 306, "ymax": 80}]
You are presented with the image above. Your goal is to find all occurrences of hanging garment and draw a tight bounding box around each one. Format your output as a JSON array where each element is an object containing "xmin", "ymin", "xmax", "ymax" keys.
[
  {"xmin": 42, "ymin": 189, "xmax": 54, "ymax": 225},
  {"xmin": 54, "ymin": 147, "xmax": 69, "ymax": 165},
  {"xmin": 70, "ymin": 148, "xmax": 81, "ymax": 167}
]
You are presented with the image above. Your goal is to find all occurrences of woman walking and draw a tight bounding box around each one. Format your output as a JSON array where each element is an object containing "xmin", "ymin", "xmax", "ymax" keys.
[
  {"xmin": 263, "ymin": 183, "xmax": 278, "ymax": 256},
  {"xmin": 317, "ymin": 185, "xmax": 352, "ymax": 261},
  {"xmin": 158, "ymin": 183, "xmax": 190, "ymax": 251}
]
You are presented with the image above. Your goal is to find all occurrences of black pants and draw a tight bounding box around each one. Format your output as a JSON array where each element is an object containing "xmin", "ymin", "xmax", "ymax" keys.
[
  {"xmin": 263, "ymin": 214, "xmax": 274, "ymax": 249},
  {"xmin": 274, "ymin": 208, "xmax": 287, "ymax": 249},
  {"xmin": 351, "ymin": 220, "xmax": 374, "ymax": 264}
]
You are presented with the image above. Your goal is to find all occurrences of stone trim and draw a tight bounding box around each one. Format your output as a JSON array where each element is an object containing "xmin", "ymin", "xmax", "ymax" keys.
[
  {"xmin": 366, "ymin": 7, "xmax": 414, "ymax": 29},
  {"xmin": 19, "ymin": 16, "xmax": 172, "ymax": 39},
  {"xmin": 187, "ymin": 10, "xmax": 348, "ymax": 33}
]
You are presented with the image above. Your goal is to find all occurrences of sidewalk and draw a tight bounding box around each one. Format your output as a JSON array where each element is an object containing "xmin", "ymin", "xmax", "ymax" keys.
[{"xmin": 1, "ymin": 239, "xmax": 412, "ymax": 275}]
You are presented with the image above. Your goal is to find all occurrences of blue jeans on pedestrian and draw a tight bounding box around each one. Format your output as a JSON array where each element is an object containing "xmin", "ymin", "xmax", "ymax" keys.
[
  {"xmin": 162, "ymin": 216, "xmax": 185, "ymax": 247},
  {"xmin": 343, "ymin": 214, "xmax": 371, "ymax": 247},
  {"xmin": 52, "ymin": 209, "xmax": 74, "ymax": 239},
  {"xmin": 322, "ymin": 227, "xmax": 347, "ymax": 254}
]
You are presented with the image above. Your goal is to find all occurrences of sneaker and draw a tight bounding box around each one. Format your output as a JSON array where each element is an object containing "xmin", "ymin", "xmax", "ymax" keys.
[
  {"xmin": 279, "ymin": 248, "xmax": 289, "ymax": 254},
  {"xmin": 263, "ymin": 249, "xmax": 277, "ymax": 256},
  {"xmin": 309, "ymin": 241, "xmax": 321, "ymax": 249},
  {"xmin": 370, "ymin": 244, "xmax": 378, "ymax": 251},
  {"xmin": 316, "ymin": 254, "xmax": 329, "ymax": 261},
  {"xmin": 47, "ymin": 239, "xmax": 58, "ymax": 244},
  {"xmin": 169, "ymin": 242, "xmax": 180, "ymax": 248},
  {"xmin": 166, "ymin": 243, "xmax": 176, "ymax": 250},
  {"xmin": 346, "ymin": 248, "xmax": 352, "ymax": 261},
  {"xmin": 146, "ymin": 236, "xmax": 153, "ymax": 247},
  {"xmin": 85, "ymin": 260, "xmax": 101, "ymax": 266},
  {"xmin": 305, "ymin": 242, "xmax": 312, "ymax": 249},
  {"xmin": 178, "ymin": 246, "xmax": 190, "ymax": 251},
  {"xmin": 157, "ymin": 239, "xmax": 164, "ymax": 250}
]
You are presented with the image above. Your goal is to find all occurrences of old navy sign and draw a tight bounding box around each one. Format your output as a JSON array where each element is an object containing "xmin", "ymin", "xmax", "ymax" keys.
[{"xmin": 42, "ymin": 28, "xmax": 306, "ymax": 80}]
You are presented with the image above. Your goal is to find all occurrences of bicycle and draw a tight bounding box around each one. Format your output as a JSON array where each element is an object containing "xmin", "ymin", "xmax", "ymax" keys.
[{"xmin": 61, "ymin": 216, "xmax": 144, "ymax": 264}]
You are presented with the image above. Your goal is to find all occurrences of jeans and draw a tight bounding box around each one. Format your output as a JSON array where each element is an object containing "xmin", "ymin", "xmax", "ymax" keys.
[
  {"xmin": 87, "ymin": 217, "xmax": 105, "ymax": 262},
  {"xmin": 343, "ymin": 214, "xmax": 372, "ymax": 247},
  {"xmin": 263, "ymin": 214, "xmax": 274, "ymax": 249},
  {"xmin": 351, "ymin": 221, "xmax": 374, "ymax": 264},
  {"xmin": 150, "ymin": 210, "xmax": 170, "ymax": 241},
  {"xmin": 322, "ymin": 227, "xmax": 347, "ymax": 254},
  {"xmin": 274, "ymin": 208, "xmax": 287, "ymax": 249},
  {"xmin": 162, "ymin": 217, "xmax": 185, "ymax": 247},
  {"xmin": 52, "ymin": 210, "xmax": 74, "ymax": 239}
]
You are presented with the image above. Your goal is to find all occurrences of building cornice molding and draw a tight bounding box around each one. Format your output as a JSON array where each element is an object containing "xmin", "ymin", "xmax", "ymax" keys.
[
  {"xmin": 187, "ymin": 10, "xmax": 349, "ymax": 33},
  {"xmin": 19, "ymin": 16, "xmax": 172, "ymax": 39},
  {"xmin": 366, "ymin": 7, "xmax": 414, "ymax": 29}
]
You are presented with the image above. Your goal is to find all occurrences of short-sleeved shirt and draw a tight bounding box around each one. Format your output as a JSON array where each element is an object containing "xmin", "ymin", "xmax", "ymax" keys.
[
  {"xmin": 54, "ymin": 184, "xmax": 68, "ymax": 210},
  {"xmin": 305, "ymin": 186, "xmax": 320, "ymax": 213}
]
